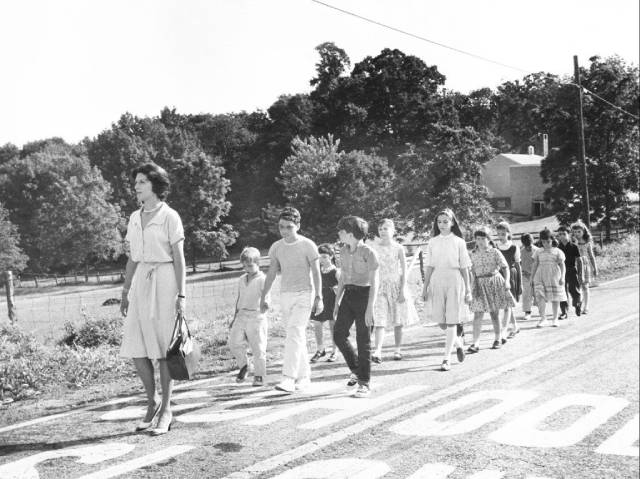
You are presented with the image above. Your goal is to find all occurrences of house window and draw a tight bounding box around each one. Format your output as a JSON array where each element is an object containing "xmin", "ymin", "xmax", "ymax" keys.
[
  {"xmin": 490, "ymin": 197, "xmax": 511, "ymax": 211},
  {"xmin": 532, "ymin": 201, "xmax": 545, "ymax": 217}
]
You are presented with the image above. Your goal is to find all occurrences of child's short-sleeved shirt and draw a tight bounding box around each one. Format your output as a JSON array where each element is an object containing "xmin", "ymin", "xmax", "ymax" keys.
[
  {"xmin": 125, "ymin": 203, "xmax": 184, "ymax": 263},
  {"xmin": 339, "ymin": 242, "xmax": 379, "ymax": 286},
  {"xmin": 520, "ymin": 245, "xmax": 539, "ymax": 275},
  {"xmin": 237, "ymin": 271, "xmax": 268, "ymax": 312},
  {"xmin": 425, "ymin": 234, "xmax": 472, "ymax": 269},
  {"xmin": 268, "ymin": 236, "xmax": 319, "ymax": 293}
]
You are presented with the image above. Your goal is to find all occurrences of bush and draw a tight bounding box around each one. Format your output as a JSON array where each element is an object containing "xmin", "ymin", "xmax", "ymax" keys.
[
  {"xmin": 1, "ymin": 324, "xmax": 131, "ymax": 401},
  {"xmin": 60, "ymin": 314, "xmax": 123, "ymax": 348}
]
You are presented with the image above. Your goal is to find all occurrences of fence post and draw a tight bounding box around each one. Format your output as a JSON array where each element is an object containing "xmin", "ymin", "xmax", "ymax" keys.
[
  {"xmin": 4, "ymin": 271, "xmax": 17, "ymax": 324},
  {"xmin": 419, "ymin": 250, "xmax": 424, "ymax": 282},
  {"xmin": 96, "ymin": 271, "xmax": 101, "ymax": 284},
  {"xmin": 34, "ymin": 275, "xmax": 39, "ymax": 288},
  {"xmin": 54, "ymin": 274, "xmax": 58, "ymax": 286},
  {"xmin": 599, "ymin": 230, "xmax": 603, "ymax": 249}
]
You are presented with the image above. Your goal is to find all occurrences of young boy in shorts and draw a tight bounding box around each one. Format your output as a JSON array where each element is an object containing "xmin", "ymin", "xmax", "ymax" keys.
[{"xmin": 261, "ymin": 207, "xmax": 323, "ymax": 393}]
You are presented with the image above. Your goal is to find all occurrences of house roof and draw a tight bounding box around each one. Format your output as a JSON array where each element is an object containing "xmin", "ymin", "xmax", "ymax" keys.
[{"xmin": 498, "ymin": 153, "xmax": 544, "ymax": 166}]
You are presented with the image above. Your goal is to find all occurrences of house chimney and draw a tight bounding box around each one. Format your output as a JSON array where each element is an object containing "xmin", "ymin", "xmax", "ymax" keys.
[
  {"xmin": 542, "ymin": 133, "xmax": 549, "ymax": 157},
  {"xmin": 527, "ymin": 145, "xmax": 535, "ymax": 155}
]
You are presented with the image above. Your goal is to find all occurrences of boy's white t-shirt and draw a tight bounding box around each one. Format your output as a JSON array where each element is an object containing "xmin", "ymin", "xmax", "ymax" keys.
[{"xmin": 268, "ymin": 236, "xmax": 319, "ymax": 293}]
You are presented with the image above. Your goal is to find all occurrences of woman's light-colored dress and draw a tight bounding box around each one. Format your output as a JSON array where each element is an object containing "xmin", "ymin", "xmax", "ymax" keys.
[
  {"xmin": 424, "ymin": 234, "xmax": 472, "ymax": 326},
  {"xmin": 120, "ymin": 203, "xmax": 184, "ymax": 359},
  {"xmin": 369, "ymin": 240, "xmax": 418, "ymax": 328}
]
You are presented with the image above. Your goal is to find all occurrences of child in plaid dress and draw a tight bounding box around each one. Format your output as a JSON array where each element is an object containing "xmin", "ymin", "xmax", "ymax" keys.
[{"xmin": 530, "ymin": 228, "xmax": 566, "ymax": 328}]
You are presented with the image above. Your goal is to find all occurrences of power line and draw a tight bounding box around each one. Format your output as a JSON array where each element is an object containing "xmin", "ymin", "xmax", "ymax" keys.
[
  {"xmin": 311, "ymin": 0, "xmax": 530, "ymax": 74},
  {"xmin": 578, "ymin": 85, "xmax": 639, "ymax": 121}
]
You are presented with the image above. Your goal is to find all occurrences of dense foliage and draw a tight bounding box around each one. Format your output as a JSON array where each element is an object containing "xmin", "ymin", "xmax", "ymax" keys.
[{"xmin": 1, "ymin": 47, "xmax": 637, "ymax": 273}]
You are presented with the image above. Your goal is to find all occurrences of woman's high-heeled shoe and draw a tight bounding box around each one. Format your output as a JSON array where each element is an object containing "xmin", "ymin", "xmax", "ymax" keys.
[
  {"xmin": 135, "ymin": 404, "xmax": 161, "ymax": 432},
  {"xmin": 150, "ymin": 412, "xmax": 173, "ymax": 436}
]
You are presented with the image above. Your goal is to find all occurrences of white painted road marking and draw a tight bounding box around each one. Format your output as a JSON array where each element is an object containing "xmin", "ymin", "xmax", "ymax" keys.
[
  {"xmin": 595, "ymin": 414, "xmax": 639, "ymax": 457},
  {"xmin": 99, "ymin": 402, "xmax": 208, "ymax": 421},
  {"xmin": 406, "ymin": 463, "xmax": 456, "ymax": 478},
  {"xmin": 221, "ymin": 312, "xmax": 638, "ymax": 479},
  {"xmin": 489, "ymin": 393, "xmax": 629, "ymax": 448},
  {"xmin": 390, "ymin": 389, "xmax": 539, "ymax": 436},
  {"xmin": 0, "ymin": 442, "xmax": 136, "ymax": 479},
  {"xmin": 268, "ymin": 458, "xmax": 390, "ymax": 478},
  {"xmin": 75, "ymin": 445, "xmax": 195, "ymax": 479}
]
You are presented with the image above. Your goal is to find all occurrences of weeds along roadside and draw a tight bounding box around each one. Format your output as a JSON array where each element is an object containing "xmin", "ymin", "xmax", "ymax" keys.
[{"xmin": 0, "ymin": 234, "xmax": 637, "ymax": 423}]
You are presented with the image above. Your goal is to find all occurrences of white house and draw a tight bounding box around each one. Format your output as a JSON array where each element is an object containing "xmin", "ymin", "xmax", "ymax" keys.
[{"xmin": 480, "ymin": 150, "xmax": 548, "ymax": 217}]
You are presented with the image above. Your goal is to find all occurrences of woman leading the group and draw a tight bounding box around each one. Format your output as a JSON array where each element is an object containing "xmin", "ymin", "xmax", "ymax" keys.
[{"xmin": 120, "ymin": 163, "xmax": 187, "ymax": 436}]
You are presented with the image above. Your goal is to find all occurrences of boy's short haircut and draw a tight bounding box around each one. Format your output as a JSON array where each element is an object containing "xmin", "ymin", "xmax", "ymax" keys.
[
  {"xmin": 378, "ymin": 218, "xmax": 394, "ymax": 229},
  {"xmin": 521, "ymin": 233, "xmax": 533, "ymax": 246},
  {"xmin": 240, "ymin": 247, "xmax": 261, "ymax": 264},
  {"xmin": 556, "ymin": 226, "xmax": 571, "ymax": 234},
  {"xmin": 279, "ymin": 206, "xmax": 301, "ymax": 225},
  {"xmin": 318, "ymin": 243, "xmax": 335, "ymax": 257},
  {"xmin": 337, "ymin": 216, "xmax": 368, "ymax": 240}
]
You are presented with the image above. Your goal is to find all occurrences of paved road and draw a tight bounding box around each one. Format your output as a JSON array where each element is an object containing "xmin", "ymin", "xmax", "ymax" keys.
[{"xmin": 0, "ymin": 274, "xmax": 637, "ymax": 478}]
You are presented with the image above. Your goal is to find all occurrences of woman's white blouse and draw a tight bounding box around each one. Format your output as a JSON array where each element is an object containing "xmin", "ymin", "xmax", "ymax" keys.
[
  {"xmin": 425, "ymin": 234, "xmax": 472, "ymax": 269},
  {"xmin": 125, "ymin": 203, "xmax": 184, "ymax": 263}
]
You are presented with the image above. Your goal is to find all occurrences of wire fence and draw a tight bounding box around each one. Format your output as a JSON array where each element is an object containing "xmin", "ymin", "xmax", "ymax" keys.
[{"xmin": 1, "ymin": 227, "xmax": 631, "ymax": 342}]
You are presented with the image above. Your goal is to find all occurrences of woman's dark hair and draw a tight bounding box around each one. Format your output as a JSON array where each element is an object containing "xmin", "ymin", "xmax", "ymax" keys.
[
  {"xmin": 570, "ymin": 220, "xmax": 592, "ymax": 242},
  {"xmin": 521, "ymin": 233, "xmax": 533, "ymax": 247},
  {"xmin": 337, "ymin": 216, "xmax": 368, "ymax": 240},
  {"xmin": 131, "ymin": 163, "xmax": 170, "ymax": 200},
  {"xmin": 317, "ymin": 243, "xmax": 335, "ymax": 257},
  {"xmin": 432, "ymin": 209, "xmax": 463, "ymax": 238},
  {"xmin": 279, "ymin": 206, "xmax": 301, "ymax": 225}
]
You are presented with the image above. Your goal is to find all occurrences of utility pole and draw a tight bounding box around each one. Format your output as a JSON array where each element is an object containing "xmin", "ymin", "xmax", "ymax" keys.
[{"xmin": 573, "ymin": 55, "xmax": 591, "ymax": 227}]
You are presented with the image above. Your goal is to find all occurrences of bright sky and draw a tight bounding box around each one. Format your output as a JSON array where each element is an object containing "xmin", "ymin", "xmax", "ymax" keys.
[{"xmin": 1, "ymin": 0, "xmax": 638, "ymax": 147}]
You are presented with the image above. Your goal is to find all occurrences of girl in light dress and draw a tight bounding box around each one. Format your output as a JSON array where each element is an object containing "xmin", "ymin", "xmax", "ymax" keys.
[
  {"xmin": 370, "ymin": 219, "xmax": 418, "ymax": 362},
  {"xmin": 468, "ymin": 227, "xmax": 515, "ymax": 352},
  {"xmin": 571, "ymin": 220, "xmax": 598, "ymax": 315},
  {"xmin": 495, "ymin": 221, "xmax": 522, "ymax": 341},
  {"xmin": 530, "ymin": 228, "xmax": 567, "ymax": 328},
  {"xmin": 421, "ymin": 209, "xmax": 472, "ymax": 371}
]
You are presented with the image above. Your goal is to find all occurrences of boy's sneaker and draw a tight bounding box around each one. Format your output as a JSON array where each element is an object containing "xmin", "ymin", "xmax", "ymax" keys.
[
  {"xmin": 346, "ymin": 373, "xmax": 358, "ymax": 387},
  {"xmin": 326, "ymin": 350, "xmax": 338, "ymax": 362},
  {"xmin": 274, "ymin": 377, "xmax": 296, "ymax": 393},
  {"xmin": 252, "ymin": 376, "xmax": 264, "ymax": 387},
  {"xmin": 353, "ymin": 384, "xmax": 370, "ymax": 398},
  {"xmin": 236, "ymin": 365, "xmax": 248, "ymax": 383},
  {"xmin": 523, "ymin": 312, "xmax": 531, "ymax": 321},
  {"xmin": 456, "ymin": 346, "xmax": 465, "ymax": 363},
  {"xmin": 558, "ymin": 312, "xmax": 568, "ymax": 320},
  {"xmin": 310, "ymin": 350, "xmax": 326, "ymax": 363},
  {"xmin": 575, "ymin": 303, "xmax": 582, "ymax": 316},
  {"xmin": 295, "ymin": 377, "xmax": 311, "ymax": 391}
]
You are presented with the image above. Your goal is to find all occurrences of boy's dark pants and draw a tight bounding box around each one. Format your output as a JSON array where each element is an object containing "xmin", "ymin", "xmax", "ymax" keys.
[
  {"xmin": 333, "ymin": 285, "xmax": 371, "ymax": 386},
  {"xmin": 561, "ymin": 267, "xmax": 582, "ymax": 313}
]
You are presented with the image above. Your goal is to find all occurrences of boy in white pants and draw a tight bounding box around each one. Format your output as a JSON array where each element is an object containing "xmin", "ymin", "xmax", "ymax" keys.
[
  {"xmin": 229, "ymin": 247, "xmax": 270, "ymax": 387},
  {"xmin": 261, "ymin": 207, "xmax": 323, "ymax": 393}
]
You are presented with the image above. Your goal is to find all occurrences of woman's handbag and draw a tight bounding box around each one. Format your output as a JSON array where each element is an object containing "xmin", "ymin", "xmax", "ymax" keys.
[{"xmin": 166, "ymin": 312, "xmax": 201, "ymax": 380}]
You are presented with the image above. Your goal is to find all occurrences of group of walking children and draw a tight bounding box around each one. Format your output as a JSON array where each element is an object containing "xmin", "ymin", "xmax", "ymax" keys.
[{"xmin": 227, "ymin": 205, "xmax": 599, "ymax": 396}]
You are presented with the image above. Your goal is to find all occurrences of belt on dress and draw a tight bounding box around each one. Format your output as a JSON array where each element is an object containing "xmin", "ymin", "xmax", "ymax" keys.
[
  {"xmin": 344, "ymin": 284, "xmax": 370, "ymax": 292},
  {"xmin": 476, "ymin": 272, "xmax": 499, "ymax": 278}
]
